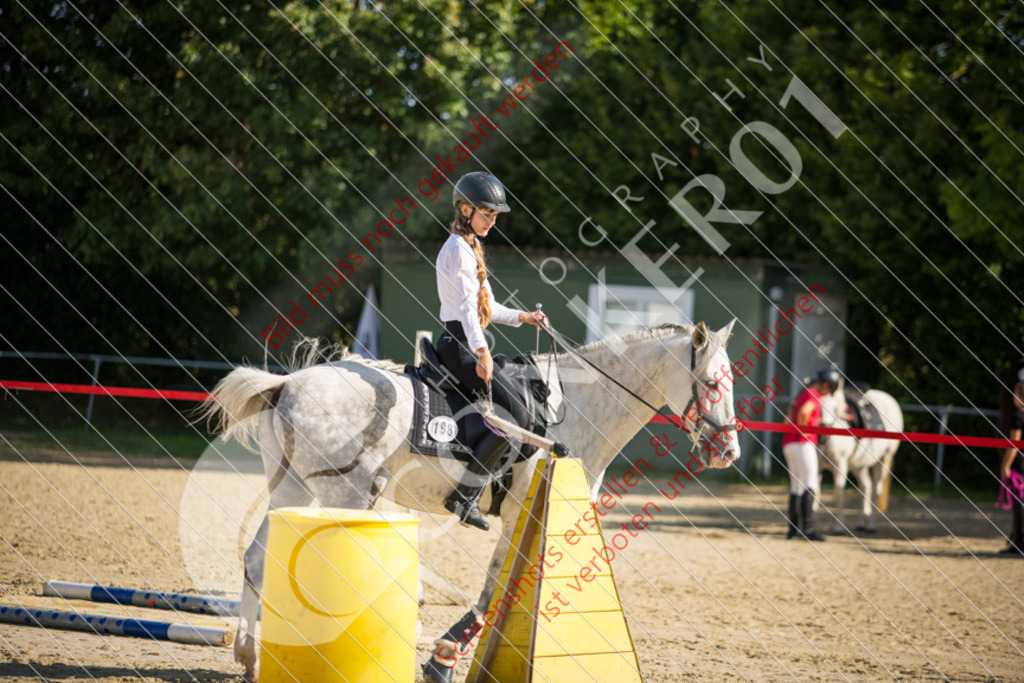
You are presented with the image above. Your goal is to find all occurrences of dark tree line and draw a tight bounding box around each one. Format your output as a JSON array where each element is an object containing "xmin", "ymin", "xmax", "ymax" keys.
[{"xmin": 3, "ymin": 0, "xmax": 1023, "ymax": 415}]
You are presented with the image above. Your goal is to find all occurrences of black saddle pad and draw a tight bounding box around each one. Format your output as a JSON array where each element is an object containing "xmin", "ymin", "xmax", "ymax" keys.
[
  {"xmin": 406, "ymin": 368, "xmax": 482, "ymax": 461},
  {"xmin": 404, "ymin": 357, "xmax": 549, "ymax": 462}
]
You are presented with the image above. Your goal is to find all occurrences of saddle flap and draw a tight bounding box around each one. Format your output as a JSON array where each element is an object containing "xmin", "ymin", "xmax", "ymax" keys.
[{"xmin": 511, "ymin": 352, "xmax": 564, "ymax": 425}]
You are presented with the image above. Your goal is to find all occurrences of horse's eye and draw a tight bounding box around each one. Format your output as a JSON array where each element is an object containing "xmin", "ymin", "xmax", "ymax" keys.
[{"xmin": 706, "ymin": 380, "xmax": 718, "ymax": 389}]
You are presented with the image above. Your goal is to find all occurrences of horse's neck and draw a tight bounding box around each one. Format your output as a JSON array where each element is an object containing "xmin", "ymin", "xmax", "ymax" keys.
[
  {"xmin": 824, "ymin": 395, "xmax": 849, "ymax": 427},
  {"xmin": 547, "ymin": 336, "xmax": 683, "ymax": 480},
  {"xmin": 821, "ymin": 396, "xmax": 858, "ymax": 456}
]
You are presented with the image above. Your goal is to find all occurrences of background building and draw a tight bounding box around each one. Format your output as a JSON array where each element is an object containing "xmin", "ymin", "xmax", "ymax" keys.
[{"xmin": 380, "ymin": 244, "xmax": 847, "ymax": 474}]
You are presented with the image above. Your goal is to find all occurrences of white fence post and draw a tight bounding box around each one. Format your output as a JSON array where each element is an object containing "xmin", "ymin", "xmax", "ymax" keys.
[
  {"xmin": 84, "ymin": 356, "xmax": 102, "ymax": 425},
  {"xmin": 933, "ymin": 405, "xmax": 952, "ymax": 494}
]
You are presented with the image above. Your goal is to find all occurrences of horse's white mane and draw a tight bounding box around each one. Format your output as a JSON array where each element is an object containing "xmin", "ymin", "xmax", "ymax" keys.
[
  {"xmin": 550, "ymin": 322, "xmax": 733, "ymax": 379},
  {"xmin": 555, "ymin": 323, "xmax": 695, "ymax": 360}
]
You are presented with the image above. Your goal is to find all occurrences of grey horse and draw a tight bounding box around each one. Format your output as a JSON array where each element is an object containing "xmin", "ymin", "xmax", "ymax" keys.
[
  {"xmin": 817, "ymin": 380, "xmax": 903, "ymax": 533},
  {"xmin": 201, "ymin": 321, "xmax": 740, "ymax": 681}
]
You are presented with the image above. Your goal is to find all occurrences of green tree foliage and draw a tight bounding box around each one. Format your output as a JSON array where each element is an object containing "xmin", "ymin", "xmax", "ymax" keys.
[
  {"xmin": 492, "ymin": 1, "xmax": 1024, "ymax": 411},
  {"xmin": 1, "ymin": 0, "xmax": 509, "ymax": 360},
  {"xmin": 3, "ymin": 0, "xmax": 1022, "ymax": 420}
]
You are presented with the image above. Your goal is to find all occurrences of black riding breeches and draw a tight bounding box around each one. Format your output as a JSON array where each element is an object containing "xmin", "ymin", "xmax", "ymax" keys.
[{"xmin": 437, "ymin": 322, "xmax": 529, "ymax": 428}]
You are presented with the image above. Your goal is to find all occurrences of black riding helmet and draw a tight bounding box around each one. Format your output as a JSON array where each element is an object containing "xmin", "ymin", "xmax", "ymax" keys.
[
  {"xmin": 814, "ymin": 368, "xmax": 841, "ymax": 391},
  {"xmin": 452, "ymin": 172, "xmax": 511, "ymax": 213}
]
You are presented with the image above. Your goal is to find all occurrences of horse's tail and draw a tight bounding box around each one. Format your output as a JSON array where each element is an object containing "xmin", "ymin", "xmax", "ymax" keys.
[{"xmin": 198, "ymin": 366, "xmax": 288, "ymax": 452}]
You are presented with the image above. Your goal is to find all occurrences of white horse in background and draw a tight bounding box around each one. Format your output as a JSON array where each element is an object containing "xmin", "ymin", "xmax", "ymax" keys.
[
  {"xmin": 202, "ymin": 322, "xmax": 740, "ymax": 681},
  {"xmin": 817, "ymin": 379, "xmax": 903, "ymax": 533}
]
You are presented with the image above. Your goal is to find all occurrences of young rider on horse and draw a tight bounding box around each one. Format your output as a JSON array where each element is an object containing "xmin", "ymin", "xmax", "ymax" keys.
[{"xmin": 435, "ymin": 171, "xmax": 547, "ymax": 531}]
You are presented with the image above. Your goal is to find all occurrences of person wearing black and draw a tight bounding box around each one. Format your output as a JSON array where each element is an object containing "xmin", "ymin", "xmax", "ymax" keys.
[
  {"xmin": 435, "ymin": 172, "xmax": 546, "ymax": 531},
  {"xmin": 1000, "ymin": 379, "xmax": 1024, "ymax": 555}
]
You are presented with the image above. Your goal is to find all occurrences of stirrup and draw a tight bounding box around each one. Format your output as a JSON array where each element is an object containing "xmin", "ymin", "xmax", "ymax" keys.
[{"xmin": 444, "ymin": 494, "xmax": 489, "ymax": 531}]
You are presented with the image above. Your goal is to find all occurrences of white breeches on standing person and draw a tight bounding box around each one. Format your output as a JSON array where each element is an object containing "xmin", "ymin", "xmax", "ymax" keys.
[{"xmin": 783, "ymin": 441, "xmax": 819, "ymax": 494}]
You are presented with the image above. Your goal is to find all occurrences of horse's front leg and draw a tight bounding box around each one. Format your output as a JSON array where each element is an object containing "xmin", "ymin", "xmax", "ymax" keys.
[
  {"xmin": 422, "ymin": 511, "xmax": 518, "ymax": 683},
  {"xmin": 830, "ymin": 457, "xmax": 851, "ymax": 534},
  {"xmin": 235, "ymin": 515, "xmax": 269, "ymax": 682},
  {"xmin": 856, "ymin": 463, "xmax": 879, "ymax": 532}
]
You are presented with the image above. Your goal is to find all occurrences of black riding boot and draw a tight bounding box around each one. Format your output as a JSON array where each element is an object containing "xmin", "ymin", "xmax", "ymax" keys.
[
  {"xmin": 1001, "ymin": 498, "xmax": 1024, "ymax": 554},
  {"xmin": 444, "ymin": 433, "xmax": 511, "ymax": 531},
  {"xmin": 786, "ymin": 493, "xmax": 800, "ymax": 539},
  {"xmin": 1013, "ymin": 499, "xmax": 1023, "ymax": 545},
  {"xmin": 800, "ymin": 490, "xmax": 826, "ymax": 541}
]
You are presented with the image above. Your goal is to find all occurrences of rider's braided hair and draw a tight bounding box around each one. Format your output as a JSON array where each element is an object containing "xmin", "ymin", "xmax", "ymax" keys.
[{"xmin": 451, "ymin": 206, "xmax": 491, "ymax": 329}]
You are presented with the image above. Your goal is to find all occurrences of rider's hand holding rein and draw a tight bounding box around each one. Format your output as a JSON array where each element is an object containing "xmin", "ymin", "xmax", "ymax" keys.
[
  {"xmin": 519, "ymin": 309, "xmax": 548, "ymax": 328},
  {"xmin": 476, "ymin": 309, "xmax": 546, "ymax": 383}
]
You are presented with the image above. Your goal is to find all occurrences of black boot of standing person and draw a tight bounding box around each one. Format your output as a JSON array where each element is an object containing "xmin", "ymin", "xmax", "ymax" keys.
[
  {"xmin": 800, "ymin": 490, "xmax": 826, "ymax": 542},
  {"xmin": 786, "ymin": 493, "xmax": 801, "ymax": 539},
  {"xmin": 1000, "ymin": 493, "xmax": 1023, "ymax": 555}
]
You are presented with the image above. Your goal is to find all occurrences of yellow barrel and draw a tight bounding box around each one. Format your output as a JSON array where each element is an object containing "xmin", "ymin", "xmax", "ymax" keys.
[{"xmin": 259, "ymin": 508, "xmax": 419, "ymax": 683}]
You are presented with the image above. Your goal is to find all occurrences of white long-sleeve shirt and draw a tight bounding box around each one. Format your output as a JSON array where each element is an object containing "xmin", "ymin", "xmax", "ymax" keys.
[{"xmin": 436, "ymin": 233, "xmax": 521, "ymax": 352}]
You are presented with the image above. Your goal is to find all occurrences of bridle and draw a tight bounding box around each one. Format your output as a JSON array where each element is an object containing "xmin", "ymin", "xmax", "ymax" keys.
[
  {"xmin": 545, "ymin": 324, "xmax": 737, "ymax": 448},
  {"xmin": 678, "ymin": 341, "xmax": 740, "ymax": 446}
]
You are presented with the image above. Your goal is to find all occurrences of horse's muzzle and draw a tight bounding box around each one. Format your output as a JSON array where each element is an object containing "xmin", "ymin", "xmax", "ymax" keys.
[{"xmin": 710, "ymin": 450, "xmax": 739, "ymax": 469}]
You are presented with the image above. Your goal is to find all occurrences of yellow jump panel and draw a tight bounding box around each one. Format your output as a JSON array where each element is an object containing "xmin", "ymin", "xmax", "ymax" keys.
[
  {"xmin": 467, "ymin": 457, "xmax": 643, "ymax": 683},
  {"xmin": 532, "ymin": 652, "xmax": 648, "ymax": 682}
]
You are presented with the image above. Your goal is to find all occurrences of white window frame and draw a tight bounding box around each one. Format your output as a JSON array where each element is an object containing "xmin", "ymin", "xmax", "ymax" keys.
[{"xmin": 584, "ymin": 283, "xmax": 695, "ymax": 343}]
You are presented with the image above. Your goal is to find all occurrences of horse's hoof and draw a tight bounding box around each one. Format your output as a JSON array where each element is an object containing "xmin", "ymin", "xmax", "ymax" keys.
[{"xmin": 423, "ymin": 658, "xmax": 455, "ymax": 683}]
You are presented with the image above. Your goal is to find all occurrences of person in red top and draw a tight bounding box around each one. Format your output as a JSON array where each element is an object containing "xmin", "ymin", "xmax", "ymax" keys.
[
  {"xmin": 782, "ymin": 368, "xmax": 838, "ymax": 541},
  {"xmin": 999, "ymin": 378, "xmax": 1024, "ymax": 555}
]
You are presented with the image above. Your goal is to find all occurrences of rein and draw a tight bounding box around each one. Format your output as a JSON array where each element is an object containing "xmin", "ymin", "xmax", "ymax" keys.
[{"xmin": 542, "ymin": 324, "xmax": 736, "ymax": 441}]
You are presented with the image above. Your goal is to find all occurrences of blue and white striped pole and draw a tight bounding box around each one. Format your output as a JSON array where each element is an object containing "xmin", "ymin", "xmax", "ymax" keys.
[
  {"xmin": 42, "ymin": 581, "xmax": 240, "ymax": 617},
  {"xmin": 0, "ymin": 604, "xmax": 233, "ymax": 646}
]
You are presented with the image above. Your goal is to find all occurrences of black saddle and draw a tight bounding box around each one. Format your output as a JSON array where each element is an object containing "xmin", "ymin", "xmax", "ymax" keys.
[
  {"xmin": 404, "ymin": 337, "xmax": 549, "ymax": 463},
  {"xmin": 416, "ymin": 336, "xmax": 460, "ymax": 394},
  {"xmin": 844, "ymin": 383, "xmax": 883, "ymax": 431}
]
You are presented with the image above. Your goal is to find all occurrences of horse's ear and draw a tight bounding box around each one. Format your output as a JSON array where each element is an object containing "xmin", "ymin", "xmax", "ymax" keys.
[
  {"xmin": 694, "ymin": 321, "xmax": 709, "ymax": 351},
  {"xmin": 836, "ymin": 376, "xmax": 845, "ymax": 395},
  {"xmin": 716, "ymin": 319, "xmax": 736, "ymax": 341}
]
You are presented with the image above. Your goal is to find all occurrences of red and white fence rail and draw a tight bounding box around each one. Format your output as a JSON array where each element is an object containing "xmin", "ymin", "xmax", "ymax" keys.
[{"xmin": 7, "ymin": 376, "xmax": 1016, "ymax": 448}]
